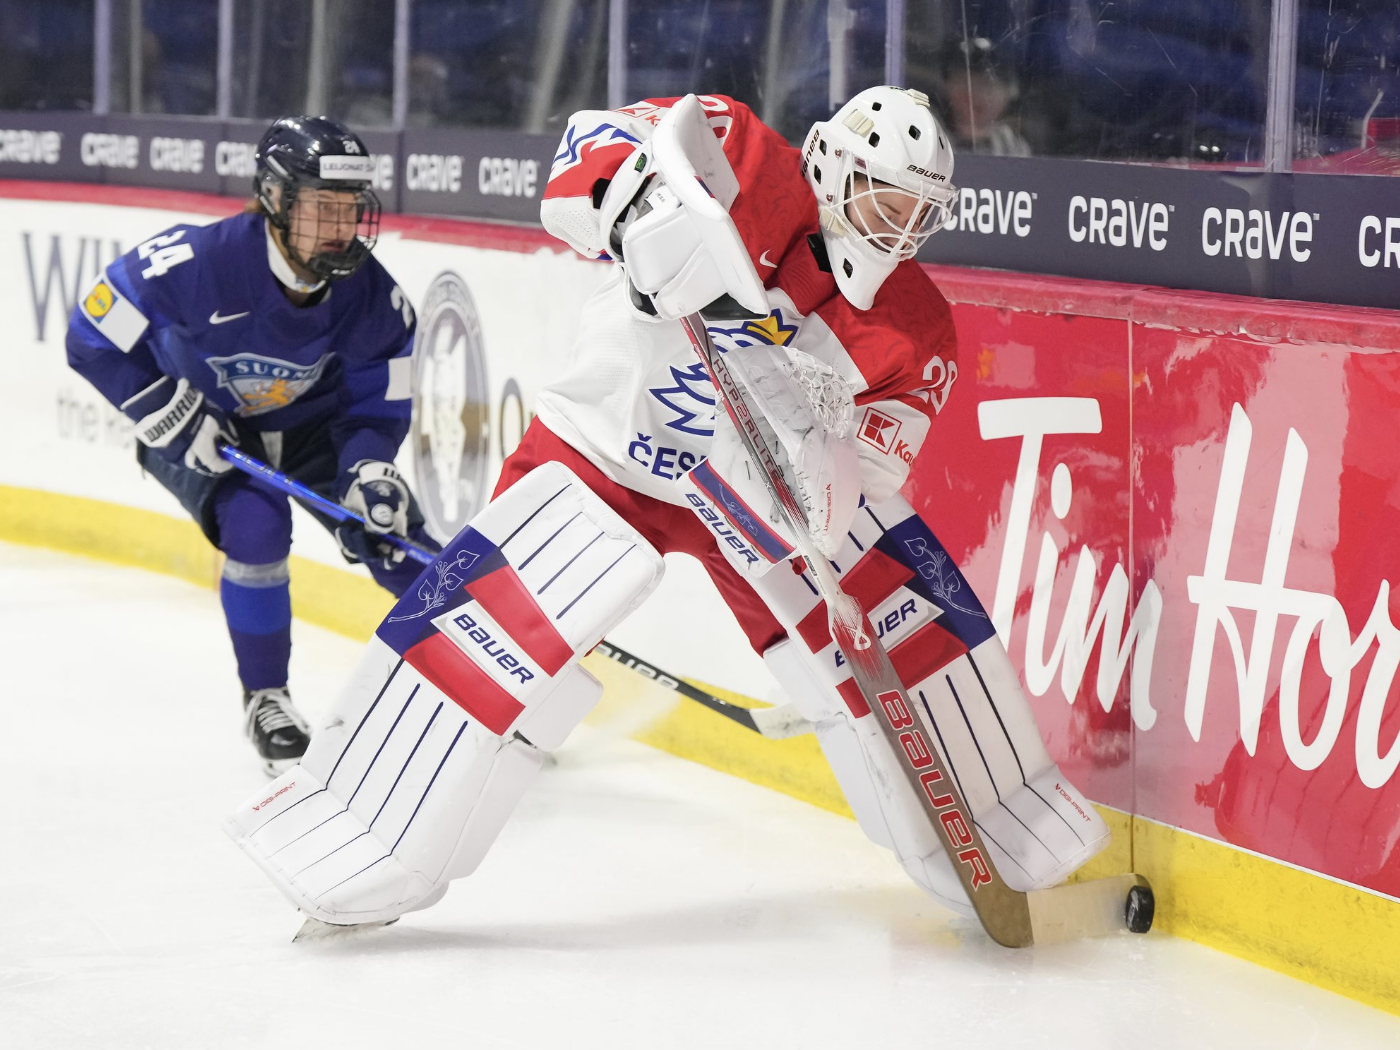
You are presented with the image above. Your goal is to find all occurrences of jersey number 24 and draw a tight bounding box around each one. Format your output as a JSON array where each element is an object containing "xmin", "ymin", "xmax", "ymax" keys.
[{"xmin": 137, "ymin": 230, "xmax": 194, "ymax": 279}]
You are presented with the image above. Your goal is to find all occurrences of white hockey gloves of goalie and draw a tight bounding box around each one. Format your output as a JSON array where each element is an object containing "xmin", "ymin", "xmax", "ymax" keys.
[
  {"xmin": 616, "ymin": 179, "xmax": 727, "ymax": 321},
  {"xmin": 678, "ymin": 343, "xmax": 861, "ymax": 575}
]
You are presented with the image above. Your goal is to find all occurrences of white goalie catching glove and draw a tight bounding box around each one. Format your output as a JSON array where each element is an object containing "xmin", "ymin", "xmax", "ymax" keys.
[{"xmin": 678, "ymin": 343, "xmax": 861, "ymax": 575}]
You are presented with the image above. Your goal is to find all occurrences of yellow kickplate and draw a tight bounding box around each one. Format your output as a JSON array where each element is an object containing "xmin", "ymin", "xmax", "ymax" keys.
[{"xmin": 1134, "ymin": 815, "xmax": 1400, "ymax": 1017}]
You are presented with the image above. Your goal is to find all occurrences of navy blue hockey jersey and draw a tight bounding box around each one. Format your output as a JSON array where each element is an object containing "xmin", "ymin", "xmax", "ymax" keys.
[{"xmin": 66, "ymin": 212, "xmax": 416, "ymax": 471}]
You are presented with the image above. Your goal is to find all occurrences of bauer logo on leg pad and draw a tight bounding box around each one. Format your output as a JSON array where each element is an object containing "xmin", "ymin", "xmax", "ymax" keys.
[
  {"xmin": 434, "ymin": 605, "xmax": 541, "ymax": 688},
  {"xmin": 449, "ymin": 610, "xmax": 534, "ymax": 683}
]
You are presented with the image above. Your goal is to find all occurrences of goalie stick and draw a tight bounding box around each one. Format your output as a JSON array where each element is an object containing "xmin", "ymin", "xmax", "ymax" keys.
[
  {"xmin": 679, "ymin": 308, "xmax": 1153, "ymax": 946},
  {"xmin": 218, "ymin": 445, "xmax": 813, "ymax": 742},
  {"xmin": 218, "ymin": 445, "xmax": 439, "ymax": 565},
  {"xmin": 645, "ymin": 95, "xmax": 1150, "ymax": 944}
]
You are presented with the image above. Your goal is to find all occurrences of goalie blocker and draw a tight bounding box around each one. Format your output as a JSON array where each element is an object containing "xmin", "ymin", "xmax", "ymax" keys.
[{"xmin": 226, "ymin": 461, "xmax": 664, "ymax": 926}]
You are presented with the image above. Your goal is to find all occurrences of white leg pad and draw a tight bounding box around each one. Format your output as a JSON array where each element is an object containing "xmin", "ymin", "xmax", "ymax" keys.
[
  {"xmin": 227, "ymin": 462, "xmax": 662, "ymax": 925},
  {"xmin": 755, "ymin": 493, "xmax": 1111, "ymax": 910},
  {"xmin": 765, "ymin": 638, "xmax": 972, "ymax": 915}
]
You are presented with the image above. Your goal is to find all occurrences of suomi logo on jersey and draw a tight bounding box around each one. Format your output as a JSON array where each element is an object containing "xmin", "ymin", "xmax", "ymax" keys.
[
  {"xmin": 647, "ymin": 309, "xmax": 798, "ymax": 438},
  {"xmin": 206, "ymin": 353, "xmax": 329, "ymax": 416}
]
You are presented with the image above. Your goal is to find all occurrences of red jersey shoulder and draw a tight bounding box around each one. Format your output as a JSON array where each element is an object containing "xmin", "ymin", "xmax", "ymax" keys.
[
  {"xmin": 716, "ymin": 102, "xmax": 817, "ymax": 287},
  {"xmin": 817, "ymin": 261, "xmax": 958, "ymax": 408}
]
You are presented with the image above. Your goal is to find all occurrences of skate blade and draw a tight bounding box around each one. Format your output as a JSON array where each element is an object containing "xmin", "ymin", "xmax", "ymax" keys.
[{"xmin": 293, "ymin": 915, "xmax": 400, "ymax": 943}]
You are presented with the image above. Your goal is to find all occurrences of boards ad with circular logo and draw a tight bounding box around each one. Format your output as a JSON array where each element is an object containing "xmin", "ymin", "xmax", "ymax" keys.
[{"xmin": 410, "ymin": 271, "xmax": 492, "ymax": 541}]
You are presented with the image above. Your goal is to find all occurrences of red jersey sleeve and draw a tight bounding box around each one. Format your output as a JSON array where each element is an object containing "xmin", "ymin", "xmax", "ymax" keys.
[{"xmin": 816, "ymin": 261, "xmax": 960, "ymax": 501}]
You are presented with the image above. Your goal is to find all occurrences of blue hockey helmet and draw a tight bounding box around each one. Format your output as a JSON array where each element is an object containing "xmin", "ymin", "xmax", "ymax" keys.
[{"xmin": 254, "ymin": 115, "xmax": 381, "ymax": 282}]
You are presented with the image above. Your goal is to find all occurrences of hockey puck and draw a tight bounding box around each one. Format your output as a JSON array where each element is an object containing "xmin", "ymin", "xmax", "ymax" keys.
[{"xmin": 1125, "ymin": 884, "xmax": 1155, "ymax": 934}]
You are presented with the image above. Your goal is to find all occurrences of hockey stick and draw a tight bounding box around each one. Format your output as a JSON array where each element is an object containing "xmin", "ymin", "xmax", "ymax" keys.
[
  {"xmin": 679, "ymin": 310, "xmax": 1152, "ymax": 946},
  {"xmin": 591, "ymin": 640, "xmax": 812, "ymax": 739},
  {"xmin": 218, "ymin": 445, "xmax": 437, "ymax": 566},
  {"xmin": 217, "ymin": 445, "xmax": 813, "ymax": 742}
]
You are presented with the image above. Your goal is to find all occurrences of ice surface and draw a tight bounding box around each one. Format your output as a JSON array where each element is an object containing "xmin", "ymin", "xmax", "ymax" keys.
[{"xmin": 1, "ymin": 542, "xmax": 1397, "ymax": 1050}]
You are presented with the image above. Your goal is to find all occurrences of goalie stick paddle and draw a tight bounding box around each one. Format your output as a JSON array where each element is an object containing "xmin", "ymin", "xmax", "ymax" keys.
[
  {"xmin": 217, "ymin": 445, "xmax": 812, "ymax": 742},
  {"xmin": 679, "ymin": 310, "xmax": 1153, "ymax": 947}
]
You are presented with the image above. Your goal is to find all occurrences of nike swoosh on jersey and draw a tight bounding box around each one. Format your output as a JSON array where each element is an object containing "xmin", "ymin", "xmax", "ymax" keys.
[
  {"xmin": 759, "ymin": 250, "xmax": 776, "ymax": 268},
  {"xmin": 209, "ymin": 310, "xmax": 250, "ymax": 325}
]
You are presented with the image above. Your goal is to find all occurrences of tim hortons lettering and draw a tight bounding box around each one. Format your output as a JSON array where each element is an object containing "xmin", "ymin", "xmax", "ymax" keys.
[
  {"xmin": 979, "ymin": 397, "xmax": 1161, "ymax": 732},
  {"xmin": 978, "ymin": 395, "xmax": 1400, "ymax": 789},
  {"xmin": 1184, "ymin": 404, "xmax": 1400, "ymax": 787}
]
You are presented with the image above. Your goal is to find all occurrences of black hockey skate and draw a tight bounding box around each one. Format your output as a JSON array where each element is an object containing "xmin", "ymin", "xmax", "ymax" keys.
[{"xmin": 243, "ymin": 686, "xmax": 311, "ymax": 776}]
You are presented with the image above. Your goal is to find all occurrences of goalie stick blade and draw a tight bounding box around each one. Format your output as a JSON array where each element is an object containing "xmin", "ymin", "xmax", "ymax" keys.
[
  {"xmin": 292, "ymin": 916, "xmax": 400, "ymax": 943},
  {"xmin": 1024, "ymin": 874, "xmax": 1154, "ymax": 946}
]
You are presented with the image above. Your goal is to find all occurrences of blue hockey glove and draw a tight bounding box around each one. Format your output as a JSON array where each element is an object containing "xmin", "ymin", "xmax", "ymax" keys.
[
  {"xmin": 336, "ymin": 459, "xmax": 410, "ymax": 569},
  {"xmin": 130, "ymin": 376, "xmax": 237, "ymax": 477}
]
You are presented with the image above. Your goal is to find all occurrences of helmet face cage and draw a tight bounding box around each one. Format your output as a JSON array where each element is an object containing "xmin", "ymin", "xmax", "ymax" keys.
[
  {"xmin": 271, "ymin": 177, "xmax": 381, "ymax": 282},
  {"xmin": 833, "ymin": 149, "xmax": 954, "ymax": 262},
  {"xmin": 253, "ymin": 116, "xmax": 381, "ymax": 283},
  {"xmin": 802, "ymin": 89, "xmax": 956, "ymax": 308}
]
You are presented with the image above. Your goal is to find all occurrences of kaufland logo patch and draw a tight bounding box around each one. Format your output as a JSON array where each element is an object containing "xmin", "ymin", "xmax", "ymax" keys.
[{"xmin": 858, "ymin": 407, "xmax": 901, "ymax": 453}]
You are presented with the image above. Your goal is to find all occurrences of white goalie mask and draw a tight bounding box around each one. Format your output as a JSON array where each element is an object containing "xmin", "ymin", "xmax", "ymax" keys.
[{"xmin": 802, "ymin": 86, "xmax": 956, "ymax": 310}]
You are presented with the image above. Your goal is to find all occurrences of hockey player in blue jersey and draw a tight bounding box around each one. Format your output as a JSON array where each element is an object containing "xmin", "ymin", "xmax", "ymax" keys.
[{"xmin": 66, "ymin": 115, "xmax": 432, "ymax": 775}]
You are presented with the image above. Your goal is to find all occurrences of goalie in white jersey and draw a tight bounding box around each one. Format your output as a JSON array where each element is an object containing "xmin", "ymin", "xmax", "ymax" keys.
[{"xmin": 226, "ymin": 88, "xmax": 1112, "ymax": 931}]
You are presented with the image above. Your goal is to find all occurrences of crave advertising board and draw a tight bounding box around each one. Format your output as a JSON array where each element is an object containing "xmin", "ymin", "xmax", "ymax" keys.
[
  {"xmin": 921, "ymin": 153, "xmax": 1400, "ymax": 309},
  {"xmin": 5, "ymin": 111, "xmax": 1400, "ymax": 310}
]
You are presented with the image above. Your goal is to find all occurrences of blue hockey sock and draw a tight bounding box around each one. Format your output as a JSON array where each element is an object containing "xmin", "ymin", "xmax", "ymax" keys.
[{"xmin": 220, "ymin": 559, "xmax": 292, "ymax": 692}]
